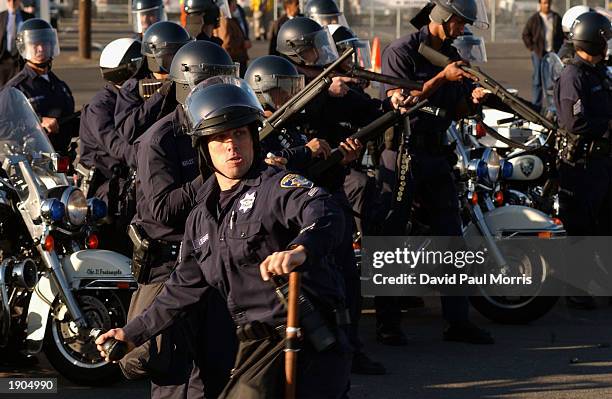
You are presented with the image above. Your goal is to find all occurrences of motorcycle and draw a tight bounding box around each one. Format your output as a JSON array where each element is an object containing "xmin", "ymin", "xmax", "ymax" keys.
[
  {"xmin": 449, "ymin": 121, "xmax": 565, "ymax": 324},
  {"xmin": 0, "ymin": 88, "xmax": 136, "ymax": 384}
]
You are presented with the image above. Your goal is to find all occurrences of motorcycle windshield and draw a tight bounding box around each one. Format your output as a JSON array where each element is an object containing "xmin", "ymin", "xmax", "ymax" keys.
[
  {"xmin": 0, "ymin": 88, "xmax": 67, "ymax": 198},
  {"xmin": 540, "ymin": 53, "xmax": 564, "ymax": 116}
]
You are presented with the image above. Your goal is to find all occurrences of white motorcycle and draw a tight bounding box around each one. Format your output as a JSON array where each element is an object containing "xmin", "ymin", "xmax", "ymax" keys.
[{"xmin": 0, "ymin": 88, "xmax": 135, "ymax": 384}]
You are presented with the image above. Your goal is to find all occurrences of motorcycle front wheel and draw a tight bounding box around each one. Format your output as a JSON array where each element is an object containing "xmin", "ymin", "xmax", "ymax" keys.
[
  {"xmin": 43, "ymin": 289, "xmax": 130, "ymax": 385},
  {"xmin": 469, "ymin": 240, "xmax": 559, "ymax": 324}
]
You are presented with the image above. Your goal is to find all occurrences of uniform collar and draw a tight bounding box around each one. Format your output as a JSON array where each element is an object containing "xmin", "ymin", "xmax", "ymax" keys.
[
  {"xmin": 24, "ymin": 64, "xmax": 53, "ymax": 80},
  {"xmin": 573, "ymin": 54, "xmax": 602, "ymax": 69},
  {"xmin": 196, "ymin": 161, "xmax": 266, "ymax": 206}
]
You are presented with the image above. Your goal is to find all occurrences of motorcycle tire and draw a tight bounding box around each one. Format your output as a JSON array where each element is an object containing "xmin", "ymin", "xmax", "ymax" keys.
[
  {"xmin": 43, "ymin": 290, "xmax": 130, "ymax": 385},
  {"xmin": 469, "ymin": 295, "xmax": 559, "ymax": 324}
]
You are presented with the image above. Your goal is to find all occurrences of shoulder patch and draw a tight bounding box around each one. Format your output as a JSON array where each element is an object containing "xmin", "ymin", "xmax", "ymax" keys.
[{"xmin": 280, "ymin": 173, "xmax": 314, "ymax": 189}]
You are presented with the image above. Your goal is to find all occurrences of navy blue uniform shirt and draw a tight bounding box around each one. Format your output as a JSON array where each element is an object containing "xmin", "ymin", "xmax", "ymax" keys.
[
  {"xmin": 80, "ymin": 81, "xmax": 165, "ymax": 175},
  {"xmin": 554, "ymin": 55, "xmax": 611, "ymax": 140},
  {"xmin": 382, "ymin": 25, "xmax": 472, "ymax": 137},
  {"xmin": 115, "ymin": 77, "xmax": 166, "ymax": 149},
  {"xmin": 132, "ymin": 106, "xmax": 201, "ymax": 242},
  {"xmin": 123, "ymin": 165, "xmax": 346, "ymax": 347},
  {"xmin": 5, "ymin": 64, "xmax": 77, "ymax": 152}
]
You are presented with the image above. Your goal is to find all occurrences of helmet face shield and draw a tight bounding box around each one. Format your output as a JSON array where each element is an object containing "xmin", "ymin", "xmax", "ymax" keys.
[
  {"xmin": 132, "ymin": 6, "xmax": 167, "ymax": 34},
  {"xmin": 452, "ymin": 35, "xmax": 487, "ymax": 63},
  {"xmin": 251, "ymin": 74, "xmax": 305, "ymax": 109},
  {"xmin": 338, "ymin": 38, "xmax": 371, "ymax": 69},
  {"xmin": 184, "ymin": 76, "xmax": 263, "ymax": 136},
  {"xmin": 291, "ymin": 27, "xmax": 339, "ymax": 66},
  {"xmin": 183, "ymin": 62, "xmax": 240, "ymax": 87},
  {"xmin": 143, "ymin": 40, "xmax": 190, "ymax": 72},
  {"xmin": 17, "ymin": 28, "xmax": 60, "ymax": 62},
  {"xmin": 311, "ymin": 13, "xmax": 349, "ymax": 28}
]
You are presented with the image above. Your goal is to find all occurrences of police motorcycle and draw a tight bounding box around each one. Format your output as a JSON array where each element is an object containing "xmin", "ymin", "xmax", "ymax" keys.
[
  {"xmin": 448, "ymin": 118, "xmax": 566, "ymax": 324},
  {"xmin": 425, "ymin": 34, "xmax": 564, "ymax": 323},
  {"xmin": 0, "ymin": 88, "xmax": 135, "ymax": 384}
]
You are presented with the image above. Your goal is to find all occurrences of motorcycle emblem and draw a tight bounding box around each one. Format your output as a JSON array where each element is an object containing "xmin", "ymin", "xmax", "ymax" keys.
[
  {"xmin": 519, "ymin": 158, "xmax": 535, "ymax": 177},
  {"xmin": 239, "ymin": 192, "xmax": 256, "ymax": 213}
]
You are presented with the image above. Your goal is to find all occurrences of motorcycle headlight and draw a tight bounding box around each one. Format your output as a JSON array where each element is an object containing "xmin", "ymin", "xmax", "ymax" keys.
[
  {"xmin": 481, "ymin": 148, "xmax": 501, "ymax": 184},
  {"xmin": 61, "ymin": 188, "xmax": 88, "ymax": 226}
]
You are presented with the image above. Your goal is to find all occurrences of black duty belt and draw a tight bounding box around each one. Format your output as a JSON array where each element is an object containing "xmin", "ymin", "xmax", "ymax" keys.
[
  {"xmin": 236, "ymin": 321, "xmax": 286, "ymax": 342},
  {"xmin": 152, "ymin": 241, "xmax": 181, "ymax": 262}
]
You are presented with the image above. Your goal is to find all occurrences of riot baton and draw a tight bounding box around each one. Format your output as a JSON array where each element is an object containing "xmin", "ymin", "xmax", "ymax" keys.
[{"xmin": 285, "ymin": 272, "xmax": 301, "ymax": 399}]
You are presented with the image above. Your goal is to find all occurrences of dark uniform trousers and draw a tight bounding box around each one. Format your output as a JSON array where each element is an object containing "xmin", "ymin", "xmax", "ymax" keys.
[{"xmin": 375, "ymin": 152, "xmax": 470, "ymax": 328}]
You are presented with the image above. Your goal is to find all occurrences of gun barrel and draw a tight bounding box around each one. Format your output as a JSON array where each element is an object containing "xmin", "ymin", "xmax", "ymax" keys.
[{"xmin": 348, "ymin": 68, "xmax": 423, "ymax": 91}]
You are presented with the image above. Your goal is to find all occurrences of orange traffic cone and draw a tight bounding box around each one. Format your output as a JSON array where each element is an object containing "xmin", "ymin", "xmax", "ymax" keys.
[
  {"xmin": 371, "ymin": 36, "xmax": 381, "ymax": 73},
  {"xmin": 180, "ymin": 0, "xmax": 187, "ymax": 27}
]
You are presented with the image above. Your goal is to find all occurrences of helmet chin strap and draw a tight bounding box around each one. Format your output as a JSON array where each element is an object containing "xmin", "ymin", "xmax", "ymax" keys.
[{"xmin": 29, "ymin": 59, "xmax": 52, "ymax": 70}]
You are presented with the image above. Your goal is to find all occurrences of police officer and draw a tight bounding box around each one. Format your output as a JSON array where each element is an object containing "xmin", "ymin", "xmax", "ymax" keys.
[
  {"xmin": 114, "ymin": 21, "xmax": 191, "ymax": 141},
  {"xmin": 245, "ymin": 55, "xmax": 333, "ymax": 171},
  {"xmin": 554, "ymin": 12, "xmax": 612, "ymax": 236},
  {"xmin": 132, "ymin": 0, "xmax": 167, "ymax": 38},
  {"xmin": 304, "ymin": 0, "xmax": 348, "ymax": 27},
  {"xmin": 377, "ymin": 0, "xmax": 494, "ymax": 345},
  {"xmin": 277, "ymin": 17, "xmax": 411, "ymax": 373},
  {"xmin": 121, "ymin": 40, "xmax": 240, "ymax": 399},
  {"xmin": 184, "ymin": 0, "xmax": 225, "ymax": 45},
  {"xmin": 96, "ymin": 77, "xmax": 352, "ymax": 399},
  {"xmin": 558, "ymin": 6, "xmax": 593, "ymax": 64},
  {"xmin": 78, "ymin": 38, "xmax": 150, "ymax": 256},
  {"xmin": 6, "ymin": 18, "xmax": 78, "ymax": 155}
]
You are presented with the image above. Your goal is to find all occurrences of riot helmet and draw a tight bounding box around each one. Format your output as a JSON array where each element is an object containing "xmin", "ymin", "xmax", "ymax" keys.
[
  {"xmin": 569, "ymin": 12, "xmax": 612, "ymax": 57},
  {"xmin": 169, "ymin": 40, "xmax": 238, "ymax": 104},
  {"xmin": 16, "ymin": 18, "xmax": 60, "ymax": 67},
  {"xmin": 245, "ymin": 55, "xmax": 305, "ymax": 110},
  {"xmin": 328, "ymin": 24, "xmax": 371, "ymax": 69},
  {"xmin": 276, "ymin": 17, "xmax": 339, "ymax": 66},
  {"xmin": 142, "ymin": 21, "xmax": 192, "ymax": 74},
  {"xmin": 429, "ymin": 0, "xmax": 489, "ymax": 31},
  {"xmin": 184, "ymin": 0, "xmax": 231, "ymax": 36},
  {"xmin": 99, "ymin": 38, "xmax": 143, "ymax": 85},
  {"xmin": 132, "ymin": 0, "xmax": 167, "ymax": 34},
  {"xmin": 304, "ymin": 0, "xmax": 348, "ymax": 27},
  {"xmin": 184, "ymin": 76, "xmax": 265, "ymax": 177},
  {"xmin": 562, "ymin": 6, "xmax": 593, "ymax": 35}
]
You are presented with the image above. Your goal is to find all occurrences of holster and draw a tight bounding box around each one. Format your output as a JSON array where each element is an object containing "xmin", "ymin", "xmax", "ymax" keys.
[{"xmin": 128, "ymin": 224, "xmax": 154, "ymax": 284}]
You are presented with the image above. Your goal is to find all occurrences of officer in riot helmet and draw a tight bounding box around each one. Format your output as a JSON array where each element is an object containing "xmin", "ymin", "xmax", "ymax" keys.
[
  {"xmin": 96, "ymin": 77, "xmax": 352, "ymax": 399},
  {"xmin": 184, "ymin": 0, "xmax": 227, "ymax": 45},
  {"xmin": 245, "ymin": 55, "xmax": 332, "ymax": 172},
  {"xmin": 276, "ymin": 16, "xmax": 340, "ymax": 68},
  {"xmin": 113, "ymin": 21, "xmax": 191, "ymax": 147},
  {"xmin": 558, "ymin": 5, "xmax": 594, "ymax": 63},
  {"xmin": 170, "ymin": 39, "xmax": 238, "ymax": 106},
  {"xmin": 376, "ymin": 0, "xmax": 494, "ymax": 345},
  {"xmin": 132, "ymin": 0, "xmax": 167, "ymax": 36},
  {"xmin": 328, "ymin": 24, "xmax": 372, "ymax": 69},
  {"xmin": 78, "ymin": 38, "xmax": 152, "ymax": 257},
  {"xmin": 304, "ymin": 0, "xmax": 348, "ymax": 27},
  {"xmin": 6, "ymin": 18, "xmax": 78, "ymax": 155},
  {"xmin": 115, "ymin": 40, "xmax": 240, "ymax": 398},
  {"xmin": 141, "ymin": 21, "xmax": 192, "ymax": 76},
  {"xmin": 554, "ymin": 11, "xmax": 612, "ymax": 232}
]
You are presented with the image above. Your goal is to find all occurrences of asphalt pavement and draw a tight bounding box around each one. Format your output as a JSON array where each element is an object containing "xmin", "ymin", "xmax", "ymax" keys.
[{"xmin": 2, "ymin": 17, "xmax": 609, "ymax": 399}]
